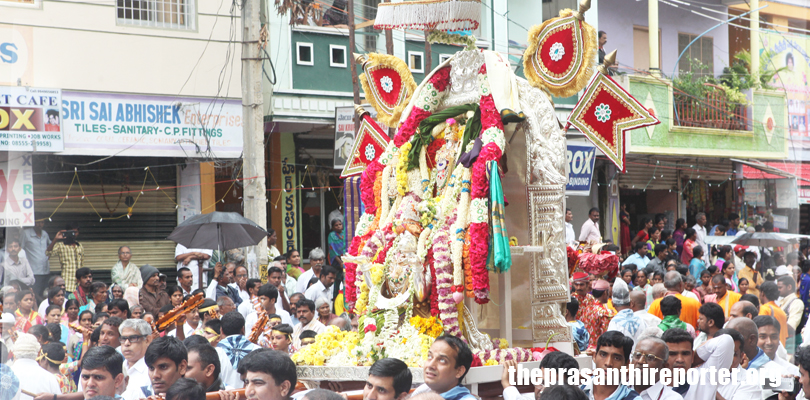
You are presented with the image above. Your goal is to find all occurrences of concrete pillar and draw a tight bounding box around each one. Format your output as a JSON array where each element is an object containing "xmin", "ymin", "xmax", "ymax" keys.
[{"xmin": 648, "ymin": 0, "xmax": 659, "ymax": 75}]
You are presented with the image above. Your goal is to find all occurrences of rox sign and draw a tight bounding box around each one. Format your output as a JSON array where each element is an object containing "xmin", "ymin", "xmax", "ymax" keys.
[
  {"xmin": 0, "ymin": 86, "xmax": 63, "ymax": 152},
  {"xmin": 0, "ymin": 153, "xmax": 35, "ymax": 227},
  {"xmin": 566, "ymin": 144, "xmax": 596, "ymax": 196},
  {"xmin": 0, "ymin": 92, "xmax": 58, "ymax": 130}
]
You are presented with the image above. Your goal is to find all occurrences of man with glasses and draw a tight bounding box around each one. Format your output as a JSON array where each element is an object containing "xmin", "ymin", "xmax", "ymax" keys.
[
  {"xmin": 120, "ymin": 319, "xmax": 153, "ymax": 400},
  {"xmin": 296, "ymin": 248, "xmax": 326, "ymax": 294},
  {"xmin": 630, "ymin": 337, "xmax": 682, "ymax": 400},
  {"xmin": 231, "ymin": 265, "xmax": 250, "ymax": 304}
]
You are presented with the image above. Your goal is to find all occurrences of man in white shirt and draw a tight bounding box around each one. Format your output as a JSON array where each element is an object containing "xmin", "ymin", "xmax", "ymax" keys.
[
  {"xmin": 174, "ymin": 243, "xmax": 213, "ymax": 291},
  {"xmin": 3, "ymin": 239, "xmax": 35, "ymax": 286},
  {"xmin": 120, "ymin": 319, "xmax": 153, "ymax": 400},
  {"xmin": 266, "ymin": 266, "xmax": 291, "ymax": 313},
  {"xmin": 630, "ymin": 337, "xmax": 683, "ymax": 400},
  {"xmin": 754, "ymin": 315, "xmax": 800, "ymax": 376},
  {"xmin": 713, "ymin": 329, "xmax": 762, "ymax": 400},
  {"xmin": 778, "ymin": 276, "xmax": 804, "ymax": 339},
  {"xmin": 631, "ymin": 291, "xmax": 661, "ymax": 327},
  {"xmin": 292, "ymin": 299, "xmax": 326, "ymax": 348},
  {"xmin": 661, "ymin": 327, "xmax": 734, "ymax": 400},
  {"xmin": 20, "ymin": 221, "xmax": 51, "ymax": 298},
  {"xmin": 304, "ymin": 265, "xmax": 337, "ymax": 306},
  {"xmin": 177, "ymin": 267, "xmax": 194, "ymax": 296},
  {"xmin": 295, "ymin": 248, "xmax": 326, "ymax": 294},
  {"xmin": 237, "ymin": 278, "xmax": 263, "ymax": 318},
  {"xmin": 579, "ymin": 207, "xmax": 601, "ymax": 243},
  {"xmin": 564, "ymin": 209, "xmax": 576, "ymax": 246},
  {"xmin": 10, "ymin": 333, "xmax": 61, "ymax": 400},
  {"xmin": 245, "ymin": 284, "xmax": 292, "ymax": 334},
  {"xmin": 692, "ymin": 213, "xmax": 708, "ymax": 264}
]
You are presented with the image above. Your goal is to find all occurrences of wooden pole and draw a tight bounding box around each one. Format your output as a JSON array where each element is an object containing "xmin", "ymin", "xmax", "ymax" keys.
[
  {"xmin": 348, "ymin": 0, "xmax": 360, "ymax": 134},
  {"xmin": 424, "ymin": 30, "xmax": 432, "ymax": 74}
]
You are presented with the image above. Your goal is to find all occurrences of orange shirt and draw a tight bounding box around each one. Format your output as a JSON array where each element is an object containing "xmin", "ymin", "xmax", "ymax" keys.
[
  {"xmin": 648, "ymin": 292, "xmax": 700, "ymax": 328},
  {"xmin": 760, "ymin": 301, "xmax": 789, "ymax": 346},
  {"xmin": 715, "ymin": 291, "xmax": 742, "ymax": 319}
]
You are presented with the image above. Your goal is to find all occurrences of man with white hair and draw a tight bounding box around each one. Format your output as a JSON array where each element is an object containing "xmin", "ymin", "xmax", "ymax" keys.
[
  {"xmin": 296, "ymin": 248, "xmax": 326, "ymax": 294},
  {"xmin": 120, "ymin": 319, "xmax": 153, "ymax": 400},
  {"xmin": 11, "ymin": 333, "xmax": 61, "ymax": 400},
  {"xmin": 607, "ymin": 278, "xmax": 647, "ymax": 343}
]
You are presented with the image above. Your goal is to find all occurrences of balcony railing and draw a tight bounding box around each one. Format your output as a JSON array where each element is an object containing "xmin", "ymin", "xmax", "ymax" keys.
[{"xmin": 673, "ymin": 84, "xmax": 749, "ymax": 131}]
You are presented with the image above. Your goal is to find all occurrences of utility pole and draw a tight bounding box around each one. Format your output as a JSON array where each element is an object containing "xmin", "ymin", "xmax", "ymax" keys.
[{"xmin": 241, "ymin": 0, "xmax": 269, "ymax": 270}]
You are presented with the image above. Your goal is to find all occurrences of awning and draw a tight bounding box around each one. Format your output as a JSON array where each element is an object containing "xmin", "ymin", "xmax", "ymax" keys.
[
  {"xmin": 735, "ymin": 159, "xmax": 810, "ymax": 183},
  {"xmin": 704, "ymin": 232, "xmax": 810, "ymax": 245}
]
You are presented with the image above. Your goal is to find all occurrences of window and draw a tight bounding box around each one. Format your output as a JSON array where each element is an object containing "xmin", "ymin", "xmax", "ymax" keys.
[
  {"xmin": 408, "ymin": 51, "xmax": 424, "ymax": 73},
  {"xmin": 439, "ymin": 54, "xmax": 452, "ymax": 64},
  {"xmin": 297, "ymin": 42, "xmax": 314, "ymax": 66},
  {"xmin": 330, "ymin": 45, "xmax": 347, "ymax": 68},
  {"xmin": 678, "ymin": 33, "xmax": 713, "ymax": 76},
  {"xmin": 116, "ymin": 0, "xmax": 195, "ymax": 29}
]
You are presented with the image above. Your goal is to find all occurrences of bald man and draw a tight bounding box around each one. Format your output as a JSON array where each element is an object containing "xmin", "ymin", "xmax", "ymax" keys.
[
  {"xmin": 728, "ymin": 300, "xmax": 759, "ymax": 321},
  {"xmin": 726, "ymin": 318, "xmax": 782, "ymax": 399},
  {"xmin": 630, "ymin": 291, "xmax": 661, "ymax": 328},
  {"xmin": 727, "ymin": 318, "xmax": 773, "ymax": 371}
]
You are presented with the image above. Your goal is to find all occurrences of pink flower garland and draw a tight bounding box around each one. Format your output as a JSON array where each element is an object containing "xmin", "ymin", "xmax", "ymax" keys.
[
  {"xmin": 360, "ymin": 161, "xmax": 384, "ymax": 215},
  {"xmin": 344, "ymin": 236, "xmax": 363, "ymax": 303},
  {"xmin": 435, "ymin": 213, "xmax": 461, "ymax": 337}
]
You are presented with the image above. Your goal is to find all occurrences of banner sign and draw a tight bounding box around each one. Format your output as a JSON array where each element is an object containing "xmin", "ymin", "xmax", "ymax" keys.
[
  {"xmin": 1, "ymin": 86, "xmax": 63, "ymax": 152},
  {"xmin": 565, "ymin": 143, "xmax": 595, "ymax": 196},
  {"xmin": 0, "ymin": 25, "xmax": 34, "ymax": 85},
  {"xmin": 280, "ymin": 134, "xmax": 299, "ymax": 254},
  {"xmin": 61, "ymin": 91, "xmax": 244, "ymax": 158},
  {"xmin": 0, "ymin": 152, "xmax": 34, "ymax": 227},
  {"xmin": 334, "ymin": 106, "xmax": 355, "ymax": 169}
]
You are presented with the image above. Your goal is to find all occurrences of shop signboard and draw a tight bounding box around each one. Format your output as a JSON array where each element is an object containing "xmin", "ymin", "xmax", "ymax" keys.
[
  {"xmin": 0, "ymin": 25, "xmax": 34, "ymax": 85},
  {"xmin": 334, "ymin": 106, "xmax": 355, "ymax": 169},
  {"xmin": 1, "ymin": 86, "xmax": 63, "ymax": 152},
  {"xmin": 0, "ymin": 152, "xmax": 34, "ymax": 227},
  {"xmin": 565, "ymin": 143, "xmax": 595, "ymax": 196},
  {"xmin": 799, "ymin": 187, "xmax": 810, "ymax": 205},
  {"xmin": 60, "ymin": 91, "xmax": 243, "ymax": 158},
  {"xmin": 280, "ymin": 134, "xmax": 299, "ymax": 254}
]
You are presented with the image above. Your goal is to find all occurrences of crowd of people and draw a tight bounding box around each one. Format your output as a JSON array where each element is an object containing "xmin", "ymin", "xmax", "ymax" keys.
[
  {"xmin": 561, "ymin": 208, "xmax": 810, "ymax": 399},
  {"xmin": 5, "ymin": 209, "xmax": 810, "ymax": 400}
]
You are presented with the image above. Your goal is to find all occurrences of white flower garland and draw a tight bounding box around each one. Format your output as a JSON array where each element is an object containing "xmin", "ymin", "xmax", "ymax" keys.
[
  {"xmin": 452, "ymin": 167, "xmax": 472, "ymax": 287},
  {"xmin": 379, "ymin": 164, "xmax": 393, "ymax": 223}
]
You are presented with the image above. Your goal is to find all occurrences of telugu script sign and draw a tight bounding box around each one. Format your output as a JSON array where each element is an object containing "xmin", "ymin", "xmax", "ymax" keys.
[
  {"xmin": 0, "ymin": 86, "xmax": 63, "ymax": 152},
  {"xmin": 61, "ymin": 91, "xmax": 244, "ymax": 158},
  {"xmin": 0, "ymin": 152, "xmax": 34, "ymax": 227}
]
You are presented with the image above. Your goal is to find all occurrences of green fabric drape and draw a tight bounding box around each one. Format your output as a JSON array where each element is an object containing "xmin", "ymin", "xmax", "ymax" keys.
[
  {"xmin": 658, "ymin": 315, "xmax": 687, "ymax": 332},
  {"xmin": 488, "ymin": 160, "xmax": 511, "ymax": 272}
]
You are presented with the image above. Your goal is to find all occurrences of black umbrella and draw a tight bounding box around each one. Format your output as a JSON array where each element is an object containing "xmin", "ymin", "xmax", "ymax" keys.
[
  {"xmin": 167, "ymin": 211, "xmax": 269, "ymax": 251},
  {"xmin": 731, "ymin": 232, "xmax": 790, "ymax": 248}
]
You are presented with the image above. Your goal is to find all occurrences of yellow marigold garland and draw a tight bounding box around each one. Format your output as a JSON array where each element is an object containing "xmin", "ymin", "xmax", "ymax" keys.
[
  {"xmin": 370, "ymin": 264, "xmax": 385, "ymax": 286},
  {"xmin": 396, "ymin": 142, "xmax": 412, "ymax": 196},
  {"xmin": 355, "ymin": 282, "xmax": 370, "ymax": 314},
  {"xmin": 291, "ymin": 326, "xmax": 359, "ymax": 366},
  {"xmin": 409, "ymin": 315, "xmax": 444, "ymax": 338}
]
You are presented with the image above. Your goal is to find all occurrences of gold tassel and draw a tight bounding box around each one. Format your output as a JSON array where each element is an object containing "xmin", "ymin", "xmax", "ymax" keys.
[
  {"xmin": 522, "ymin": 5, "xmax": 598, "ymax": 98},
  {"xmin": 357, "ymin": 53, "xmax": 417, "ymax": 128}
]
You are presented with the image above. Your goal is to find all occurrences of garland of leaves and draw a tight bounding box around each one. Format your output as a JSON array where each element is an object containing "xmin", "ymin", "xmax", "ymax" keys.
[{"xmin": 427, "ymin": 30, "xmax": 477, "ymax": 51}]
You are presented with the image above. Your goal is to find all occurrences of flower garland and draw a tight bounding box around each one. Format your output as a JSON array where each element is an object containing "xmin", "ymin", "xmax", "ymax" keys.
[
  {"xmin": 393, "ymin": 66, "xmax": 451, "ymax": 147},
  {"xmin": 462, "ymin": 235, "xmax": 474, "ymax": 298},
  {"xmin": 434, "ymin": 213, "xmax": 461, "ymax": 337},
  {"xmin": 451, "ymin": 167, "xmax": 472, "ymax": 294},
  {"xmin": 466, "ymin": 64, "xmax": 507, "ymax": 304},
  {"xmin": 475, "ymin": 348, "xmax": 534, "ymax": 365},
  {"xmin": 291, "ymin": 326, "xmax": 359, "ymax": 366},
  {"xmin": 427, "ymin": 30, "xmax": 477, "ymax": 51},
  {"xmin": 396, "ymin": 142, "xmax": 412, "ymax": 196},
  {"xmin": 428, "ymin": 248, "xmax": 439, "ymax": 316},
  {"xmin": 409, "ymin": 315, "xmax": 444, "ymax": 338}
]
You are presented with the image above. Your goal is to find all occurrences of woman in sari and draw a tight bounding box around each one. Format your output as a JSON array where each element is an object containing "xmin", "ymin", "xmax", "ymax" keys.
[
  {"xmin": 327, "ymin": 219, "xmax": 346, "ymax": 267},
  {"xmin": 111, "ymin": 246, "xmax": 142, "ymax": 288},
  {"xmin": 631, "ymin": 218, "xmax": 653, "ymax": 248},
  {"xmin": 620, "ymin": 204, "xmax": 632, "ymax": 255},
  {"xmin": 681, "ymin": 228, "xmax": 697, "ymax": 265},
  {"xmin": 14, "ymin": 290, "xmax": 42, "ymax": 333},
  {"xmin": 672, "ymin": 218, "xmax": 687, "ymax": 255}
]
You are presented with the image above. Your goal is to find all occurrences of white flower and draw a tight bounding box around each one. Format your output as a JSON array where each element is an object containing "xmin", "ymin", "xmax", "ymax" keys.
[
  {"xmin": 365, "ymin": 144, "xmax": 376, "ymax": 161},
  {"xmin": 594, "ymin": 103, "xmax": 612, "ymax": 123},
  {"xmin": 549, "ymin": 42, "xmax": 565, "ymax": 62},
  {"xmin": 380, "ymin": 76, "xmax": 394, "ymax": 93}
]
